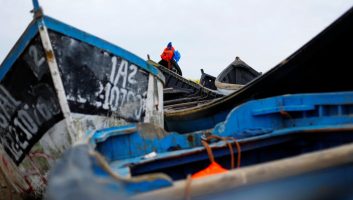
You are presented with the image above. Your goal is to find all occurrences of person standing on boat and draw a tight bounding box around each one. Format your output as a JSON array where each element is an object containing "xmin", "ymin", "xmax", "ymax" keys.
[
  {"xmin": 159, "ymin": 42, "xmax": 175, "ymax": 69},
  {"xmin": 159, "ymin": 42, "xmax": 182, "ymax": 76}
]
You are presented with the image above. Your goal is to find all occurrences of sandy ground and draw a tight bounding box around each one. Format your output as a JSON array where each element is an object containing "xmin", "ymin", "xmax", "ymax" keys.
[{"xmin": 0, "ymin": 170, "xmax": 22, "ymax": 200}]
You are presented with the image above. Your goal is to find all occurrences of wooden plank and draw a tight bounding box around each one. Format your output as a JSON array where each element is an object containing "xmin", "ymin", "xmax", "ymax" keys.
[{"xmin": 37, "ymin": 19, "xmax": 75, "ymax": 138}]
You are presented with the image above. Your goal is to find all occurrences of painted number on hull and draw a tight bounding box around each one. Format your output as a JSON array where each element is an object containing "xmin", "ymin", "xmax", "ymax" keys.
[
  {"xmin": 0, "ymin": 85, "xmax": 61, "ymax": 164},
  {"xmin": 101, "ymin": 57, "xmax": 145, "ymax": 119},
  {"xmin": 29, "ymin": 46, "xmax": 45, "ymax": 68}
]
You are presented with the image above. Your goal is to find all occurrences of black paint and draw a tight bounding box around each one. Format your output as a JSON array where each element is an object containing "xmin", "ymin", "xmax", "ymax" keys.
[
  {"xmin": 158, "ymin": 64, "xmax": 222, "ymax": 103},
  {"xmin": 200, "ymin": 69, "xmax": 217, "ymax": 90},
  {"xmin": 216, "ymin": 57, "xmax": 261, "ymax": 85},
  {"xmin": 49, "ymin": 31, "xmax": 149, "ymax": 122},
  {"xmin": 0, "ymin": 34, "xmax": 64, "ymax": 165},
  {"xmin": 0, "ymin": 30, "xmax": 152, "ymax": 165}
]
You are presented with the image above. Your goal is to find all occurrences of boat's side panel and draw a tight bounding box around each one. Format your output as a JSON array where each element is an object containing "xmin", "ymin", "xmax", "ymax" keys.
[
  {"xmin": 0, "ymin": 34, "xmax": 64, "ymax": 164},
  {"xmin": 0, "ymin": 34, "xmax": 74, "ymax": 195},
  {"xmin": 43, "ymin": 15, "xmax": 165, "ymax": 127},
  {"xmin": 48, "ymin": 30, "xmax": 149, "ymax": 122}
]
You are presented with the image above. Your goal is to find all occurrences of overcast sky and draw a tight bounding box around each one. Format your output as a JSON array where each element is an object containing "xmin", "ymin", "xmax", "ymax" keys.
[{"xmin": 1, "ymin": 0, "xmax": 353, "ymax": 79}]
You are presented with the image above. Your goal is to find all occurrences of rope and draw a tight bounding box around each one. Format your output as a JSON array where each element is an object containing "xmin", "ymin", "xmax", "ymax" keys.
[
  {"xmin": 202, "ymin": 135, "xmax": 242, "ymax": 169},
  {"xmin": 183, "ymin": 134, "xmax": 242, "ymax": 200},
  {"xmin": 184, "ymin": 174, "xmax": 192, "ymax": 200},
  {"xmin": 201, "ymin": 140, "xmax": 215, "ymax": 163},
  {"xmin": 229, "ymin": 137, "xmax": 242, "ymax": 168}
]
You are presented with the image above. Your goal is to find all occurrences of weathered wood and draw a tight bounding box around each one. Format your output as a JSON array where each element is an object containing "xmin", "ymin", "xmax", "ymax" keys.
[
  {"xmin": 216, "ymin": 57, "xmax": 260, "ymax": 86},
  {"xmin": 164, "ymin": 99, "xmax": 217, "ymax": 111},
  {"xmin": 37, "ymin": 19, "xmax": 75, "ymax": 139},
  {"xmin": 135, "ymin": 142, "xmax": 353, "ymax": 200},
  {"xmin": 214, "ymin": 80, "xmax": 243, "ymax": 90},
  {"xmin": 147, "ymin": 59, "xmax": 222, "ymax": 104},
  {"xmin": 0, "ymin": 12, "xmax": 165, "ymax": 197},
  {"xmin": 145, "ymin": 74, "xmax": 164, "ymax": 128}
]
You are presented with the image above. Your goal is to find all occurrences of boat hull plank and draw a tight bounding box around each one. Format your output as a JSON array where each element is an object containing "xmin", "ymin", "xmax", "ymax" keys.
[{"xmin": 49, "ymin": 30, "xmax": 149, "ymax": 122}]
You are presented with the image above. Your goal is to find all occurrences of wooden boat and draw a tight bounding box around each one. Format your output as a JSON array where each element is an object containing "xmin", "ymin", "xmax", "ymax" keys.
[
  {"xmin": 165, "ymin": 6, "xmax": 353, "ymax": 133},
  {"xmin": 147, "ymin": 59, "xmax": 222, "ymax": 108},
  {"xmin": 0, "ymin": 1, "xmax": 164, "ymax": 197},
  {"xmin": 44, "ymin": 6, "xmax": 353, "ymax": 199},
  {"xmin": 200, "ymin": 69, "xmax": 217, "ymax": 90},
  {"xmin": 46, "ymin": 91, "xmax": 353, "ymax": 199},
  {"xmin": 215, "ymin": 56, "xmax": 261, "ymax": 95}
]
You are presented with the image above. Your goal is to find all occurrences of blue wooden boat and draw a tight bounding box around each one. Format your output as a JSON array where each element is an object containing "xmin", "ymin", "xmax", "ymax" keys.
[
  {"xmin": 0, "ymin": 0, "xmax": 164, "ymax": 197},
  {"xmin": 46, "ymin": 91, "xmax": 353, "ymax": 199},
  {"xmin": 165, "ymin": 6, "xmax": 353, "ymax": 133}
]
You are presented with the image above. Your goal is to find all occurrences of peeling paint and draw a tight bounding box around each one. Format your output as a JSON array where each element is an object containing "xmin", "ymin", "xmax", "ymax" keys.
[{"xmin": 0, "ymin": 8, "xmax": 164, "ymax": 197}]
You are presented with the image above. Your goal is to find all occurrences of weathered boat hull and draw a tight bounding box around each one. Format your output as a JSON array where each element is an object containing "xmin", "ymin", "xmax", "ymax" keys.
[
  {"xmin": 215, "ymin": 57, "xmax": 261, "ymax": 95},
  {"xmin": 46, "ymin": 91, "xmax": 353, "ymax": 199},
  {"xmin": 46, "ymin": 142, "xmax": 353, "ymax": 200},
  {"xmin": 93, "ymin": 91, "xmax": 353, "ymax": 180},
  {"xmin": 148, "ymin": 60, "xmax": 222, "ymax": 107},
  {"xmin": 165, "ymin": 6, "xmax": 353, "ymax": 133},
  {"xmin": 0, "ymin": 11, "xmax": 164, "ymax": 196}
]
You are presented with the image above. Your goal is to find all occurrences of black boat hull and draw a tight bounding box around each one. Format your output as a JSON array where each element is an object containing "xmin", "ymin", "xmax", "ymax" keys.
[{"xmin": 165, "ymin": 6, "xmax": 353, "ymax": 133}]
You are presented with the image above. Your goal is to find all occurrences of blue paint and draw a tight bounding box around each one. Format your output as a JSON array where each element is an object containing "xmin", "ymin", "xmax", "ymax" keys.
[
  {"xmin": 1, "ymin": 14, "xmax": 163, "ymax": 82},
  {"xmin": 92, "ymin": 124, "xmax": 137, "ymax": 144},
  {"xmin": 90, "ymin": 91, "xmax": 353, "ymax": 183},
  {"xmin": 42, "ymin": 16, "xmax": 160, "ymax": 77},
  {"xmin": 0, "ymin": 20, "xmax": 39, "ymax": 80},
  {"xmin": 129, "ymin": 124, "xmax": 353, "ymax": 180},
  {"xmin": 95, "ymin": 91, "xmax": 353, "ymax": 162},
  {"xmin": 107, "ymin": 122, "xmax": 353, "ymax": 177},
  {"xmin": 252, "ymin": 105, "xmax": 315, "ymax": 116},
  {"xmin": 95, "ymin": 125, "xmax": 204, "ymax": 162},
  {"xmin": 213, "ymin": 91, "xmax": 353, "ymax": 138},
  {"xmin": 91, "ymin": 162, "xmax": 172, "ymax": 194},
  {"xmin": 32, "ymin": 0, "xmax": 40, "ymax": 12},
  {"xmin": 45, "ymin": 91, "xmax": 353, "ymax": 195}
]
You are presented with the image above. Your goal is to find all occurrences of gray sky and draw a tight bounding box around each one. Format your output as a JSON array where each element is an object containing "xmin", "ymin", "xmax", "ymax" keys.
[{"xmin": 1, "ymin": 0, "xmax": 353, "ymax": 79}]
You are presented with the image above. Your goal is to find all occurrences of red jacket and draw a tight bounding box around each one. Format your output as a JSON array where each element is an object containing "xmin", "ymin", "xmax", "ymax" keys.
[{"xmin": 161, "ymin": 47, "xmax": 175, "ymax": 61}]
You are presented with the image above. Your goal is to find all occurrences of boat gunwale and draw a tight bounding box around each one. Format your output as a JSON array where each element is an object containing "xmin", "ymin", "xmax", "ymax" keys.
[
  {"xmin": 130, "ymin": 124, "xmax": 353, "ymax": 167},
  {"xmin": 0, "ymin": 15, "xmax": 165, "ymax": 83}
]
